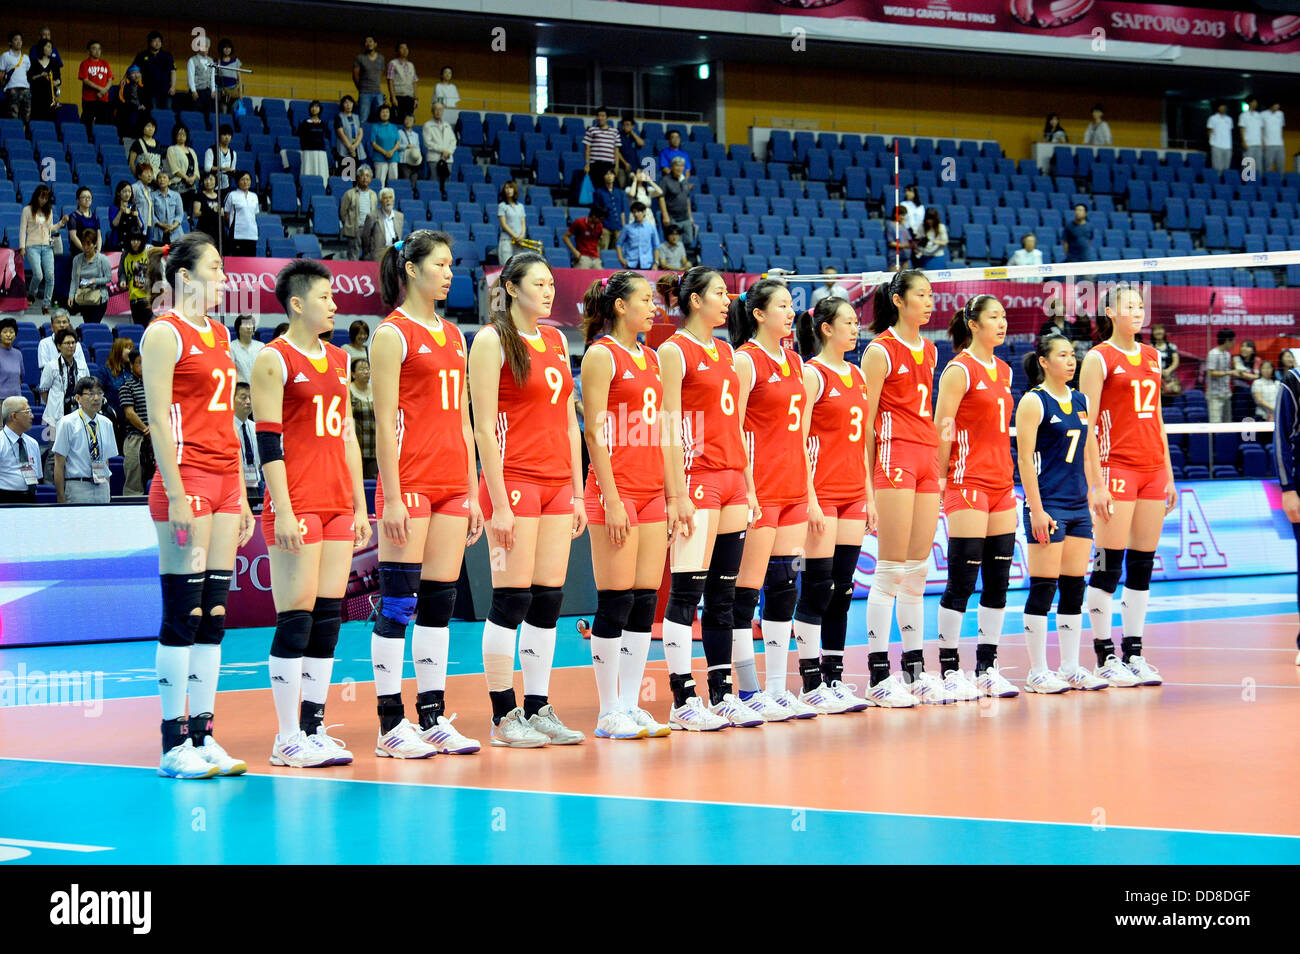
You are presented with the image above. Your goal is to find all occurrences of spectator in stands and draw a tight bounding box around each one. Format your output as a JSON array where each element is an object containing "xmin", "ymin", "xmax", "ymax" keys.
[
  {"xmin": 35, "ymin": 27, "xmax": 61, "ymax": 70},
  {"xmin": 344, "ymin": 320, "xmax": 369, "ymax": 364},
  {"xmin": 353, "ymin": 35, "xmax": 386, "ymax": 123},
  {"xmin": 20, "ymin": 185, "xmax": 68, "ymax": 316},
  {"xmin": 386, "ymin": 42, "xmax": 418, "ymax": 123},
  {"xmin": 203, "ymin": 124, "xmax": 238, "ymax": 193},
  {"xmin": 594, "ymin": 167, "xmax": 627, "ymax": 251},
  {"xmin": 297, "ymin": 99, "xmax": 331, "ymax": 184},
  {"xmin": 1083, "ymin": 104, "xmax": 1112, "ymax": 146},
  {"xmin": 186, "ymin": 35, "xmax": 214, "ymax": 113},
  {"xmin": 97, "ymin": 338, "xmax": 132, "ymax": 441},
  {"xmin": 349, "ymin": 356, "xmax": 377, "ymax": 479},
  {"xmin": 1038, "ymin": 296, "xmax": 1073, "ymax": 340},
  {"xmin": 53, "ymin": 376, "xmax": 116, "ymax": 504},
  {"xmin": 625, "ymin": 168, "xmax": 664, "ymax": 243},
  {"xmin": 618, "ymin": 201, "xmax": 656, "ymax": 269},
  {"xmin": 900, "ymin": 184, "xmax": 925, "ymax": 234},
  {"xmin": 655, "ymin": 223, "xmax": 689, "ymax": 272},
  {"xmin": 214, "ymin": 38, "xmax": 242, "ymax": 113},
  {"xmin": 37, "ymin": 311, "xmax": 85, "ymax": 369},
  {"xmin": 1149, "ymin": 323, "xmax": 1181, "ymax": 396},
  {"xmin": 433, "ymin": 65, "xmax": 459, "ymax": 124},
  {"xmin": 118, "ymin": 230, "xmax": 152, "ymax": 325},
  {"xmin": 222, "ymin": 170, "xmax": 260, "ymax": 257},
  {"xmin": 659, "ymin": 156, "xmax": 695, "ymax": 247},
  {"xmin": 1, "ymin": 31, "xmax": 31, "ymax": 122},
  {"xmin": 340, "ymin": 165, "xmax": 378, "ymax": 260},
  {"xmin": 120, "ymin": 348, "xmax": 151, "ymax": 495},
  {"xmin": 1263, "ymin": 102, "xmax": 1285, "ymax": 173},
  {"xmin": 131, "ymin": 161, "xmax": 157, "ymax": 235},
  {"xmin": 78, "ymin": 40, "xmax": 112, "ymax": 129},
  {"xmin": 114, "ymin": 64, "xmax": 147, "ymax": 138},
  {"xmin": 361, "ymin": 188, "xmax": 403, "ymax": 262},
  {"xmin": 69, "ymin": 230, "xmax": 111, "ymax": 324},
  {"xmin": 1239, "ymin": 98, "xmax": 1264, "ymax": 173},
  {"xmin": 496, "ymin": 180, "xmax": 527, "ymax": 264},
  {"xmin": 421, "ymin": 102, "xmax": 455, "ymax": 199},
  {"xmin": 166, "ymin": 126, "xmax": 199, "ymax": 203},
  {"xmin": 273, "ymin": 321, "xmax": 290, "ymax": 338},
  {"xmin": 152, "ymin": 171, "xmax": 183, "ymax": 245},
  {"xmin": 334, "ymin": 94, "xmax": 367, "ymax": 172},
  {"xmin": 1253, "ymin": 360, "xmax": 1278, "ymax": 421},
  {"xmin": 369, "ymin": 103, "xmax": 401, "ymax": 188},
  {"xmin": 26, "ymin": 37, "xmax": 59, "ymax": 124},
  {"xmin": 583, "ymin": 106, "xmax": 621, "ymax": 188},
  {"xmin": 108, "ymin": 180, "xmax": 144, "ymax": 252},
  {"xmin": 68, "ymin": 187, "xmax": 101, "ymax": 255},
  {"xmin": 810, "ymin": 267, "xmax": 849, "ymax": 309},
  {"xmin": 1234, "ymin": 339, "xmax": 1260, "ymax": 386},
  {"xmin": 1205, "ymin": 328, "xmax": 1235, "ymax": 423},
  {"xmin": 0, "ymin": 319, "xmax": 22, "ymax": 399},
  {"xmin": 131, "ymin": 31, "xmax": 176, "ymax": 111},
  {"xmin": 232, "ymin": 381, "xmax": 261, "ymax": 503},
  {"xmin": 192, "ymin": 171, "xmax": 222, "ymax": 244},
  {"xmin": 39, "ymin": 329, "xmax": 88, "ymax": 427},
  {"xmin": 617, "ymin": 117, "xmax": 645, "ymax": 188},
  {"xmin": 1009, "ymin": 232, "xmax": 1042, "ymax": 267},
  {"xmin": 0, "ymin": 395, "xmax": 40, "ymax": 502},
  {"xmin": 564, "ymin": 202, "xmax": 605, "ymax": 268},
  {"xmin": 885, "ymin": 205, "xmax": 912, "ymax": 269},
  {"xmin": 1042, "ymin": 114, "xmax": 1067, "ymax": 144},
  {"xmin": 914, "ymin": 208, "xmax": 949, "ymax": 268},
  {"xmin": 230, "ymin": 314, "xmax": 263, "ymax": 384},
  {"xmin": 397, "ymin": 111, "xmax": 423, "ymax": 196},
  {"xmin": 1281, "ymin": 350, "xmax": 1298, "ymax": 375},
  {"xmin": 1207, "ymin": 102, "xmax": 1234, "ymax": 172},
  {"xmin": 1062, "ymin": 204, "xmax": 1094, "ymax": 264}
]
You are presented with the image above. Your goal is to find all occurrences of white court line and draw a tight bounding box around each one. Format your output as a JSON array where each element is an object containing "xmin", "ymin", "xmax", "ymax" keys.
[{"xmin": 0, "ymin": 836, "xmax": 113, "ymax": 852}]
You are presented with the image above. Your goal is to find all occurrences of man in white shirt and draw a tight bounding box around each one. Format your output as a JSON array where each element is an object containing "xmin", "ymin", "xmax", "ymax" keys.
[
  {"xmin": 421, "ymin": 103, "xmax": 457, "ymax": 199},
  {"xmin": 1239, "ymin": 98, "xmax": 1264, "ymax": 173},
  {"xmin": 1262, "ymin": 102, "xmax": 1286, "ymax": 173},
  {"xmin": 232, "ymin": 382, "xmax": 261, "ymax": 504},
  {"xmin": 36, "ymin": 310, "xmax": 87, "ymax": 368},
  {"xmin": 1207, "ymin": 103, "xmax": 1234, "ymax": 172},
  {"xmin": 1009, "ymin": 232, "xmax": 1043, "ymax": 267},
  {"xmin": 0, "ymin": 395, "xmax": 41, "ymax": 503},
  {"xmin": 809, "ymin": 267, "xmax": 850, "ymax": 309},
  {"xmin": 53, "ymin": 377, "xmax": 118, "ymax": 504},
  {"xmin": 187, "ymin": 35, "xmax": 215, "ymax": 112},
  {"xmin": 38, "ymin": 329, "xmax": 89, "ymax": 429},
  {"xmin": 1, "ymin": 31, "xmax": 32, "ymax": 122}
]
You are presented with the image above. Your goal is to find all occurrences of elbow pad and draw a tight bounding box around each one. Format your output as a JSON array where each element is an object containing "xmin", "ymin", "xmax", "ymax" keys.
[{"xmin": 256, "ymin": 422, "xmax": 284, "ymax": 467}]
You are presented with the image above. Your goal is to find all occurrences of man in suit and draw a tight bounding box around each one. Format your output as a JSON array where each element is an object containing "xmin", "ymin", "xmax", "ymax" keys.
[
  {"xmin": 339, "ymin": 165, "xmax": 379, "ymax": 261},
  {"xmin": 360, "ymin": 188, "xmax": 404, "ymax": 262}
]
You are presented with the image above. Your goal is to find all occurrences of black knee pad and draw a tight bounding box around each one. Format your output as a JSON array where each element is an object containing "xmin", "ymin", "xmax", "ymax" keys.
[
  {"xmin": 488, "ymin": 586, "xmax": 533, "ymax": 629},
  {"xmin": 307, "ymin": 596, "xmax": 343, "ymax": 658},
  {"xmin": 592, "ymin": 589, "xmax": 635, "ymax": 638},
  {"xmin": 824, "ymin": 544, "xmax": 860, "ymax": 621},
  {"xmin": 1123, "ymin": 549, "xmax": 1156, "ymax": 592},
  {"xmin": 665, "ymin": 572, "xmax": 706, "ymax": 627},
  {"xmin": 940, "ymin": 537, "xmax": 984, "ymax": 612},
  {"xmin": 270, "ymin": 609, "xmax": 313, "ymax": 658},
  {"xmin": 415, "ymin": 579, "xmax": 457, "ymax": 627},
  {"xmin": 794, "ymin": 556, "xmax": 835, "ymax": 624},
  {"xmin": 195, "ymin": 569, "xmax": 233, "ymax": 644},
  {"xmin": 978, "ymin": 533, "xmax": 1015, "ymax": 610},
  {"xmin": 158, "ymin": 572, "xmax": 205, "ymax": 647},
  {"xmin": 1024, "ymin": 576, "xmax": 1058, "ymax": 617},
  {"xmin": 732, "ymin": 585, "xmax": 761, "ymax": 630},
  {"xmin": 1089, "ymin": 548, "xmax": 1125, "ymax": 594},
  {"xmin": 374, "ymin": 562, "xmax": 421, "ymax": 639},
  {"xmin": 761, "ymin": 555, "xmax": 799, "ymax": 623},
  {"xmin": 524, "ymin": 584, "xmax": 564, "ymax": 628},
  {"xmin": 701, "ymin": 568, "xmax": 737, "ymax": 632},
  {"xmin": 708, "ymin": 530, "xmax": 746, "ymax": 576},
  {"xmin": 1057, "ymin": 575, "xmax": 1086, "ymax": 615},
  {"xmin": 627, "ymin": 588, "xmax": 658, "ymax": 632}
]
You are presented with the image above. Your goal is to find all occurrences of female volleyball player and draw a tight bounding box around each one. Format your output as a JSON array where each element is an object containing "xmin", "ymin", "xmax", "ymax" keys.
[
  {"xmin": 368, "ymin": 230, "xmax": 483, "ymax": 759},
  {"xmin": 793, "ymin": 297, "xmax": 874, "ymax": 712},
  {"xmin": 1016, "ymin": 331, "xmax": 1109, "ymax": 691},
  {"xmin": 932, "ymin": 294, "xmax": 1018, "ymax": 700},
  {"xmin": 730, "ymin": 279, "xmax": 820, "ymax": 719},
  {"xmin": 141, "ymin": 232, "xmax": 253, "ymax": 779},
  {"xmin": 858, "ymin": 270, "xmax": 937, "ymax": 707},
  {"xmin": 254, "ymin": 260, "xmax": 371, "ymax": 767},
  {"xmin": 579, "ymin": 271, "xmax": 684, "ymax": 740},
  {"xmin": 470, "ymin": 252, "xmax": 587, "ymax": 747},
  {"xmin": 1081, "ymin": 284, "xmax": 1174, "ymax": 687},
  {"xmin": 655, "ymin": 267, "xmax": 763, "ymax": 730}
]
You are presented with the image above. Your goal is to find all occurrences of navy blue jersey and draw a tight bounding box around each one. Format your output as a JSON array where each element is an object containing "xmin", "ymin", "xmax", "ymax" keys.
[{"xmin": 1030, "ymin": 386, "xmax": 1089, "ymax": 508}]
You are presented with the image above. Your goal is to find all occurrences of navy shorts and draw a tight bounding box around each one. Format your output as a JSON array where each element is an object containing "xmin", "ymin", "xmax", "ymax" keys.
[{"xmin": 1024, "ymin": 504, "xmax": 1092, "ymax": 544}]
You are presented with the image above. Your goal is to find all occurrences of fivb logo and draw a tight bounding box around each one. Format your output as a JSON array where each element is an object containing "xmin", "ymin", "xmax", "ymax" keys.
[{"xmin": 50, "ymin": 884, "xmax": 152, "ymax": 934}]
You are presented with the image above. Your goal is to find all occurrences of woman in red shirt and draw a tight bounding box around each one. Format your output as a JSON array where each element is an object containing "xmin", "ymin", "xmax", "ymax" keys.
[
  {"xmin": 469, "ymin": 252, "xmax": 587, "ymax": 747},
  {"xmin": 140, "ymin": 232, "xmax": 254, "ymax": 779},
  {"xmin": 1080, "ymin": 284, "xmax": 1175, "ymax": 687}
]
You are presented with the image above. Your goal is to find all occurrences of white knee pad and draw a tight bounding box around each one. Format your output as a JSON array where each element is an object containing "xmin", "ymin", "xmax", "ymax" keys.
[
  {"xmin": 898, "ymin": 558, "xmax": 929, "ymax": 603},
  {"xmin": 872, "ymin": 559, "xmax": 905, "ymax": 599}
]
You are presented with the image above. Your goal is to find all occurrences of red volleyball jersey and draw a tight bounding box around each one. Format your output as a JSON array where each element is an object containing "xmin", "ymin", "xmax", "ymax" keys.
[
  {"xmin": 376, "ymin": 309, "xmax": 469, "ymax": 496},
  {"xmin": 665, "ymin": 330, "xmax": 746, "ymax": 474},
  {"xmin": 143, "ymin": 311, "xmax": 239, "ymax": 474},
  {"xmin": 946, "ymin": 350, "xmax": 1014, "ymax": 489},
  {"xmin": 588, "ymin": 335, "xmax": 665, "ymax": 498},
  {"xmin": 866, "ymin": 327, "xmax": 938, "ymax": 448},
  {"xmin": 265, "ymin": 338, "xmax": 353, "ymax": 515},
  {"xmin": 1093, "ymin": 341, "xmax": 1166, "ymax": 472},
  {"xmin": 807, "ymin": 358, "xmax": 871, "ymax": 503},
  {"xmin": 495, "ymin": 324, "xmax": 574, "ymax": 483},
  {"xmin": 739, "ymin": 341, "xmax": 807, "ymax": 504}
]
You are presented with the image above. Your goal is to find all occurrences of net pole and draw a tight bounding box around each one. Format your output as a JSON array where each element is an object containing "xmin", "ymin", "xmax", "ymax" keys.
[{"xmin": 893, "ymin": 138, "xmax": 901, "ymax": 271}]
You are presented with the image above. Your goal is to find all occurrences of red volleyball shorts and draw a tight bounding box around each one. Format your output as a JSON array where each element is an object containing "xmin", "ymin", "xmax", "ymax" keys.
[
  {"xmin": 753, "ymin": 500, "xmax": 809, "ymax": 530},
  {"xmin": 943, "ymin": 483, "xmax": 1017, "ymax": 515},
  {"xmin": 873, "ymin": 438, "xmax": 941, "ymax": 493},
  {"xmin": 479, "ymin": 476, "xmax": 574, "ymax": 519},
  {"xmin": 261, "ymin": 507, "xmax": 354, "ymax": 547},
  {"xmin": 375, "ymin": 482, "xmax": 471, "ymax": 519},
  {"xmin": 584, "ymin": 479, "xmax": 668, "ymax": 527},
  {"xmin": 1103, "ymin": 465, "xmax": 1167, "ymax": 503},
  {"xmin": 684, "ymin": 468, "xmax": 748, "ymax": 510},
  {"xmin": 148, "ymin": 466, "xmax": 243, "ymax": 521},
  {"xmin": 819, "ymin": 498, "xmax": 869, "ymax": 521}
]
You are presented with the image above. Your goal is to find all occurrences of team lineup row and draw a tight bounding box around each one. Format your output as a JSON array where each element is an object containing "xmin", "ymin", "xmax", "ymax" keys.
[{"xmin": 131, "ymin": 229, "xmax": 1173, "ymax": 778}]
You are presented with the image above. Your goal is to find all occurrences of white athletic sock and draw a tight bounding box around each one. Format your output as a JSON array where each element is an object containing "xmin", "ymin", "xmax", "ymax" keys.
[
  {"xmin": 1087, "ymin": 586, "xmax": 1114, "ymax": 651},
  {"xmin": 268, "ymin": 655, "xmax": 303, "ymax": 737},
  {"xmin": 661, "ymin": 619, "xmax": 694, "ymax": 681},
  {"xmin": 618, "ymin": 628, "xmax": 651, "ymax": 710},
  {"xmin": 1120, "ymin": 587, "xmax": 1150, "ymax": 645},
  {"xmin": 411, "ymin": 624, "xmax": 449, "ymax": 692},
  {"xmin": 155, "ymin": 644, "xmax": 190, "ymax": 720},
  {"xmin": 896, "ymin": 559, "xmax": 928, "ymax": 652},
  {"xmin": 300, "ymin": 655, "xmax": 334, "ymax": 705},
  {"xmin": 976, "ymin": 605, "xmax": 1005, "ymax": 647},
  {"xmin": 370, "ymin": 634, "xmax": 405, "ymax": 696},
  {"xmin": 186, "ymin": 643, "xmax": 221, "ymax": 715},
  {"xmin": 1056, "ymin": 614, "xmax": 1082, "ymax": 671},
  {"xmin": 937, "ymin": 606, "xmax": 964, "ymax": 648},
  {"xmin": 865, "ymin": 591, "xmax": 895, "ymax": 654},
  {"xmin": 518, "ymin": 622, "xmax": 556, "ymax": 697},
  {"xmin": 591, "ymin": 636, "xmax": 622, "ymax": 712},
  {"xmin": 1024, "ymin": 614, "xmax": 1048, "ymax": 674},
  {"xmin": 762, "ymin": 618, "xmax": 791, "ymax": 695},
  {"xmin": 793, "ymin": 619, "xmax": 821, "ymax": 661},
  {"xmin": 732, "ymin": 627, "xmax": 760, "ymax": 694}
]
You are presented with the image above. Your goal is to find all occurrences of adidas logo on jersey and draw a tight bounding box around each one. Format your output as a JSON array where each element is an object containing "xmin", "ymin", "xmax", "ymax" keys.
[
  {"xmin": 293, "ymin": 372, "xmax": 310, "ymax": 383},
  {"xmin": 1050, "ymin": 415, "xmax": 1062, "ymax": 423},
  {"xmin": 189, "ymin": 345, "xmax": 203, "ymax": 355},
  {"xmin": 418, "ymin": 344, "xmax": 433, "ymax": 354},
  {"xmin": 622, "ymin": 370, "xmax": 635, "ymax": 379},
  {"xmin": 768, "ymin": 373, "xmax": 781, "ymax": 383},
  {"xmin": 1113, "ymin": 364, "xmax": 1126, "ymax": 374},
  {"xmin": 897, "ymin": 364, "xmax": 910, "ymax": 375},
  {"xmin": 697, "ymin": 362, "xmax": 710, "ymax": 371},
  {"xmin": 975, "ymin": 380, "xmax": 988, "ymax": 390},
  {"xmin": 829, "ymin": 387, "xmax": 841, "ymax": 397}
]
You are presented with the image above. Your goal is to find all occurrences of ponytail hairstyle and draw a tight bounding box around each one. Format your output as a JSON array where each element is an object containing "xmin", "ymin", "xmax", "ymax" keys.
[
  {"xmin": 581, "ymin": 270, "xmax": 647, "ymax": 345},
  {"xmin": 655, "ymin": 265, "xmax": 720, "ymax": 322},
  {"xmin": 1022, "ymin": 330, "xmax": 1072, "ymax": 387},
  {"xmin": 948, "ymin": 293, "xmax": 999, "ymax": 350},
  {"xmin": 870, "ymin": 268, "xmax": 926, "ymax": 334},
  {"xmin": 1095, "ymin": 281, "xmax": 1141, "ymax": 341},
  {"xmin": 795, "ymin": 295, "xmax": 849, "ymax": 358},
  {"xmin": 490, "ymin": 251, "xmax": 552, "ymax": 385},
  {"xmin": 379, "ymin": 228, "xmax": 453, "ymax": 308},
  {"xmin": 146, "ymin": 231, "xmax": 217, "ymax": 308},
  {"xmin": 726, "ymin": 276, "xmax": 786, "ymax": 347}
]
